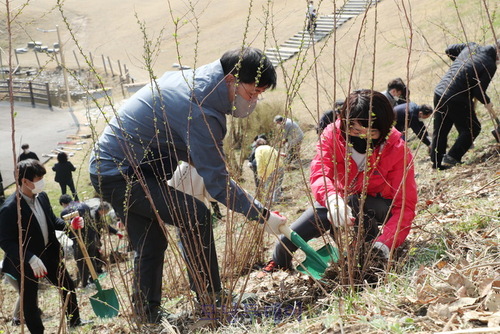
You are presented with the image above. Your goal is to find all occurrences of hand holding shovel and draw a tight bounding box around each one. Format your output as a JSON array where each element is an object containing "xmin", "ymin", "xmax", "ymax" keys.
[{"xmin": 63, "ymin": 211, "xmax": 119, "ymax": 318}]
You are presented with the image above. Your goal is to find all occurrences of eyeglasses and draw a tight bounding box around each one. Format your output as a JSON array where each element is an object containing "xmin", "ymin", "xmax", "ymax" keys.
[{"xmin": 237, "ymin": 82, "xmax": 266, "ymax": 102}]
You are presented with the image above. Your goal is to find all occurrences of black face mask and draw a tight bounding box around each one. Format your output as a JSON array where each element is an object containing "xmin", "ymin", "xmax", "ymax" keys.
[{"xmin": 348, "ymin": 136, "xmax": 367, "ymax": 153}]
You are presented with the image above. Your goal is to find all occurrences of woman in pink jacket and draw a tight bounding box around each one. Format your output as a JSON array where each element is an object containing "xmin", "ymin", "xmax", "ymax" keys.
[{"xmin": 259, "ymin": 89, "xmax": 417, "ymax": 276}]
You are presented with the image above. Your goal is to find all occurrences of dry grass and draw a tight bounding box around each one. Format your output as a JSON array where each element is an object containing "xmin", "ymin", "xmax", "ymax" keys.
[{"xmin": 1, "ymin": 0, "xmax": 499, "ymax": 333}]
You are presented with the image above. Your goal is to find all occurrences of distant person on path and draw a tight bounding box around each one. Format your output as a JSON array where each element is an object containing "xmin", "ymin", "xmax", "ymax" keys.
[
  {"xmin": 431, "ymin": 39, "xmax": 499, "ymax": 170},
  {"xmin": 259, "ymin": 90, "xmax": 417, "ymax": 277},
  {"xmin": 254, "ymin": 138, "xmax": 284, "ymax": 202},
  {"xmin": 0, "ymin": 159, "xmax": 86, "ymax": 332},
  {"xmin": 274, "ymin": 115, "xmax": 304, "ymax": 165},
  {"xmin": 17, "ymin": 143, "xmax": 39, "ymax": 162},
  {"xmin": 381, "ymin": 78, "xmax": 407, "ymax": 107},
  {"xmin": 89, "ymin": 47, "xmax": 286, "ymax": 324},
  {"xmin": 394, "ymin": 102, "xmax": 433, "ymax": 148},
  {"xmin": 52, "ymin": 152, "xmax": 79, "ymax": 201}
]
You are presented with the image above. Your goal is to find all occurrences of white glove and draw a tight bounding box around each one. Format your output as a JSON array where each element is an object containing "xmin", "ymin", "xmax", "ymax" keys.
[
  {"xmin": 29, "ymin": 255, "xmax": 47, "ymax": 278},
  {"xmin": 373, "ymin": 242, "xmax": 390, "ymax": 259},
  {"xmin": 327, "ymin": 196, "xmax": 354, "ymax": 227},
  {"xmin": 264, "ymin": 211, "xmax": 287, "ymax": 235}
]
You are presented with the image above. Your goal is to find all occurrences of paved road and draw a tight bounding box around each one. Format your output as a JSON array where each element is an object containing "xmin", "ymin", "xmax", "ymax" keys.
[{"xmin": 0, "ymin": 101, "xmax": 79, "ymax": 188}]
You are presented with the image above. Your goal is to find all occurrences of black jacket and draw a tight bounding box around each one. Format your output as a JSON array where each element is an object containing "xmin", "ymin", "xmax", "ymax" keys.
[
  {"xmin": 52, "ymin": 161, "xmax": 76, "ymax": 183},
  {"xmin": 0, "ymin": 192, "xmax": 67, "ymax": 277},
  {"xmin": 435, "ymin": 42, "xmax": 497, "ymax": 105},
  {"xmin": 394, "ymin": 102, "xmax": 431, "ymax": 146}
]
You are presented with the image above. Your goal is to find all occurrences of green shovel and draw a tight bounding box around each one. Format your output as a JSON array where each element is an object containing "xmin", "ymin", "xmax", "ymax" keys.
[
  {"xmin": 278, "ymin": 224, "xmax": 339, "ymax": 280},
  {"xmin": 65, "ymin": 213, "xmax": 120, "ymax": 318}
]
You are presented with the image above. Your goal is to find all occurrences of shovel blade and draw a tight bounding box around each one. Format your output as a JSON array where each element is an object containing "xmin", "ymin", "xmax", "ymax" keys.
[
  {"xmin": 90, "ymin": 282, "xmax": 119, "ymax": 318},
  {"xmin": 297, "ymin": 244, "xmax": 339, "ymax": 279}
]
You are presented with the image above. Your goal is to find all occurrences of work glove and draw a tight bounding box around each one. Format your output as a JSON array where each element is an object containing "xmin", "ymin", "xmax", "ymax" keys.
[
  {"xmin": 116, "ymin": 232, "xmax": 124, "ymax": 240},
  {"xmin": 373, "ymin": 241, "xmax": 390, "ymax": 259},
  {"xmin": 29, "ymin": 255, "xmax": 47, "ymax": 278},
  {"xmin": 264, "ymin": 211, "xmax": 287, "ymax": 235},
  {"xmin": 71, "ymin": 216, "xmax": 84, "ymax": 230},
  {"xmin": 327, "ymin": 196, "xmax": 354, "ymax": 227}
]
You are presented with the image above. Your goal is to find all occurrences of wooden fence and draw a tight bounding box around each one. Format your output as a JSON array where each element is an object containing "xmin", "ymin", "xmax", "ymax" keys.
[{"xmin": 0, "ymin": 79, "xmax": 52, "ymax": 109}]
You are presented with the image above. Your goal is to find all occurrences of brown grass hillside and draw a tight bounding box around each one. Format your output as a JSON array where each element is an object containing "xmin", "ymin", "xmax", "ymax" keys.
[{"xmin": 0, "ymin": 0, "xmax": 499, "ymax": 333}]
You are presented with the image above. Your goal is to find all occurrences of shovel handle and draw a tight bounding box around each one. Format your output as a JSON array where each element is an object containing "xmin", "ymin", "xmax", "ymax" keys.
[{"xmin": 64, "ymin": 212, "xmax": 99, "ymax": 280}]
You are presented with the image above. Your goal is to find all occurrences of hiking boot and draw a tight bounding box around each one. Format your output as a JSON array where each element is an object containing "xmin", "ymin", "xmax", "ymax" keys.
[
  {"xmin": 442, "ymin": 154, "xmax": 461, "ymax": 167},
  {"xmin": 256, "ymin": 260, "xmax": 288, "ymax": 278}
]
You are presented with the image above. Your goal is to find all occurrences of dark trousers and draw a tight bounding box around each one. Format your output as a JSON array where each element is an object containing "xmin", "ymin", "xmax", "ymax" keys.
[
  {"xmin": 58, "ymin": 179, "xmax": 79, "ymax": 201},
  {"xmin": 90, "ymin": 173, "xmax": 221, "ymax": 315},
  {"xmin": 431, "ymin": 94, "xmax": 481, "ymax": 167},
  {"xmin": 272, "ymin": 195, "xmax": 391, "ymax": 268},
  {"xmin": 73, "ymin": 239, "xmax": 102, "ymax": 287},
  {"xmin": 13, "ymin": 257, "xmax": 79, "ymax": 333}
]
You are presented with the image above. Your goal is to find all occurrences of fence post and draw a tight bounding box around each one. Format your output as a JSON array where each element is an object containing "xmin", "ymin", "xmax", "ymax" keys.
[
  {"xmin": 102, "ymin": 54, "xmax": 108, "ymax": 76},
  {"xmin": 29, "ymin": 81, "xmax": 35, "ymax": 108},
  {"xmin": 73, "ymin": 50, "xmax": 81, "ymax": 70},
  {"xmin": 107, "ymin": 56, "xmax": 115, "ymax": 77},
  {"xmin": 45, "ymin": 82, "xmax": 52, "ymax": 109}
]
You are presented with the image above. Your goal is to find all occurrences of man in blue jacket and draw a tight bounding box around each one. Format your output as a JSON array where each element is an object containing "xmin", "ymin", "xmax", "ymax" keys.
[
  {"xmin": 89, "ymin": 47, "xmax": 286, "ymax": 324},
  {"xmin": 432, "ymin": 40, "xmax": 499, "ymax": 169}
]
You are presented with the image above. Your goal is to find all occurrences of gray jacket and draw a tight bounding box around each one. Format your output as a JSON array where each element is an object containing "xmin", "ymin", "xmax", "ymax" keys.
[{"xmin": 89, "ymin": 60, "xmax": 266, "ymax": 220}]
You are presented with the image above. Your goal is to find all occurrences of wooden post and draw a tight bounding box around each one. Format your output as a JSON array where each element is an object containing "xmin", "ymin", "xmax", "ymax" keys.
[
  {"xmin": 45, "ymin": 82, "xmax": 52, "ymax": 109},
  {"xmin": 73, "ymin": 50, "xmax": 81, "ymax": 70},
  {"xmin": 107, "ymin": 56, "xmax": 115, "ymax": 76},
  {"xmin": 102, "ymin": 54, "xmax": 108, "ymax": 75},
  {"xmin": 34, "ymin": 51, "xmax": 41, "ymax": 70},
  {"xmin": 29, "ymin": 81, "xmax": 35, "ymax": 107}
]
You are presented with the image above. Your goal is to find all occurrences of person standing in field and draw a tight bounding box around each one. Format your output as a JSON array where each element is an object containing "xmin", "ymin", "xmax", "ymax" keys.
[{"xmin": 52, "ymin": 152, "xmax": 79, "ymax": 201}]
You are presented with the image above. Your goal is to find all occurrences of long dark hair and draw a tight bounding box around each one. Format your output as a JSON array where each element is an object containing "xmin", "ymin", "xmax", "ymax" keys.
[{"xmin": 339, "ymin": 89, "xmax": 394, "ymax": 144}]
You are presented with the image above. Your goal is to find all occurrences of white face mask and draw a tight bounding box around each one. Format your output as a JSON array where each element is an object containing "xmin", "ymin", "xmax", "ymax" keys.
[
  {"xmin": 30, "ymin": 179, "xmax": 45, "ymax": 194},
  {"xmin": 232, "ymin": 94, "xmax": 257, "ymax": 118}
]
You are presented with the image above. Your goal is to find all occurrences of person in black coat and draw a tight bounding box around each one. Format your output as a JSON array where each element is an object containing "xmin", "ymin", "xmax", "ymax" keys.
[
  {"xmin": 394, "ymin": 102, "xmax": 433, "ymax": 148},
  {"xmin": 18, "ymin": 143, "xmax": 39, "ymax": 162},
  {"xmin": 60, "ymin": 195, "xmax": 123, "ymax": 287},
  {"xmin": 432, "ymin": 40, "xmax": 499, "ymax": 169},
  {"xmin": 0, "ymin": 159, "xmax": 86, "ymax": 333},
  {"xmin": 52, "ymin": 152, "xmax": 79, "ymax": 201}
]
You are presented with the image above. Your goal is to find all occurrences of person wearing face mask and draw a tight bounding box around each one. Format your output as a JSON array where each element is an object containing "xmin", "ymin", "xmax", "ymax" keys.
[
  {"xmin": 258, "ymin": 90, "xmax": 417, "ymax": 278},
  {"xmin": 89, "ymin": 47, "xmax": 286, "ymax": 324},
  {"xmin": 0, "ymin": 159, "xmax": 88, "ymax": 332},
  {"xmin": 17, "ymin": 143, "xmax": 39, "ymax": 162},
  {"xmin": 432, "ymin": 39, "xmax": 500, "ymax": 170}
]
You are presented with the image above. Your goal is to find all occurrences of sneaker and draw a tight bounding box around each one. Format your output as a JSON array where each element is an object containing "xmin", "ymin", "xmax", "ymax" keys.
[
  {"xmin": 442, "ymin": 154, "xmax": 461, "ymax": 167},
  {"xmin": 11, "ymin": 318, "xmax": 21, "ymax": 326},
  {"xmin": 256, "ymin": 260, "xmax": 284, "ymax": 278}
]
